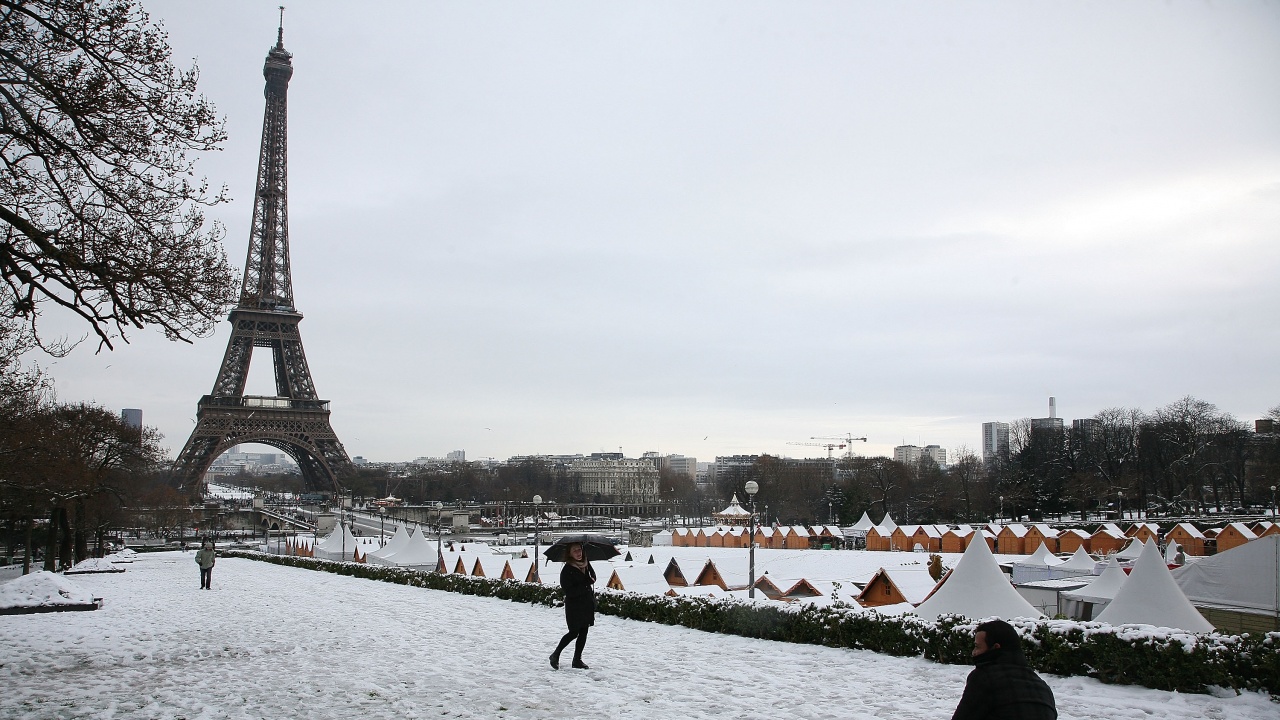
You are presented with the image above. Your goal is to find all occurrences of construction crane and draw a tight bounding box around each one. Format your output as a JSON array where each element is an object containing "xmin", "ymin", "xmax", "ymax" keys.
[
  {"xmin": 786, "ymin": 441, "xmax": 846, "ymax": 459},
  {"xmin": 811, "ymin": 434, "xmax": 867, "ymax": 458}
]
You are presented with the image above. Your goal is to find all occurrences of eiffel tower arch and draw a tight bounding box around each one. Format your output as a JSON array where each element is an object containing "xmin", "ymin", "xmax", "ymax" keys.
[{"xmin": 173, "ymin": 24, "xmax": 353, "ymax": 496}]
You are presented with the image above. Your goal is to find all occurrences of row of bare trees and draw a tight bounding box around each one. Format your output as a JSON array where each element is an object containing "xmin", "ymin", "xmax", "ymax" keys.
[{"xmin": 0, "ymin": 323, "xmax": 171, "ymax": 570}]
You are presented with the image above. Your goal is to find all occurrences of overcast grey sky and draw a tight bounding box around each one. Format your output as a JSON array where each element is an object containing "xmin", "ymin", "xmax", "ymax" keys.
[{"xmin": 39, "ymin": 1, "xmax": 1280, "ymax": 464}]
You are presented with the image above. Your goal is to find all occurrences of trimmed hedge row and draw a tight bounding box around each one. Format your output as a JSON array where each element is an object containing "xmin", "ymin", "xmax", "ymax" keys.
[{"xmin": 225, "ymin": 551, "xmax": 1279, "ymax": 696}]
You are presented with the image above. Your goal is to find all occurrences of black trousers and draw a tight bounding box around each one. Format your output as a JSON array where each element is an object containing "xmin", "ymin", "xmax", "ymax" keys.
[
  {"xmin": 200, "ymin": 567, "xmax": 212, "ymax": 588},
  {"xmin": 552, "ymin": 627, "xmax": 589, "ymax": 662}
]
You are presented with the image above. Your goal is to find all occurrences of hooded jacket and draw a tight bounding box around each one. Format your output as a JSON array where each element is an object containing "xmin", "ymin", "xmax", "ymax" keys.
[{"xmin": 951, "ymin": 646, "xmax": 1057, "ymax": 720}]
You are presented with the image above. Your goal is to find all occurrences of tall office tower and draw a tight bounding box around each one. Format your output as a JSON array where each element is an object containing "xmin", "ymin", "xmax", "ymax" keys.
[
  {"xmin": 121, "ymin": 408, "xmax": 143, "ymax": 429},
  {"xmin": 981, "ymin": 422, "xmax": 1010, "ymax": 463}
]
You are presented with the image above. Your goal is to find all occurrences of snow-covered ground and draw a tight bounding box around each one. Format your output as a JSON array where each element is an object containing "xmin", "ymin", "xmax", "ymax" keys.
[{"xmin": 0, "ymin": 552, "xmax": 1269, "ymax": 719}]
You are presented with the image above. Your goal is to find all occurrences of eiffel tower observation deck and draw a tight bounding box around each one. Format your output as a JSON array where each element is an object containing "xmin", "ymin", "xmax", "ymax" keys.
[{"xmin": 173, "ymin": 22, "xmax": 353, "ymax": 497}]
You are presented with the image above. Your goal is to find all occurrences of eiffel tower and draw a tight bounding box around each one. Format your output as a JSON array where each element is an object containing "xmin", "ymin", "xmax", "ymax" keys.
[{"xmin": 173, "ymin": 23, "xmax": 353, "ymax": 496}]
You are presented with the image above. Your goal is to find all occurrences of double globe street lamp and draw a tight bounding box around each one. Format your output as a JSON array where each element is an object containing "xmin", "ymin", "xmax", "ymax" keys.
[
  {"xmin": 745, "ymin": 480, "xmax": 758, "ymax": 599},
  {"xmin": 533, "ymin": 495, "xmax": 543, "ymax": 583}
]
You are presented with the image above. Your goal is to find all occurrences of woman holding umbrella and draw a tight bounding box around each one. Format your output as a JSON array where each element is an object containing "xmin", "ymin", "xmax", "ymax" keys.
[
  {"xmin": 546, "ymin": 534, "xmax": 618, "ymax": 669},
  {"xmin": 550, "ymin": 542, "xmax": 595, "ymax": 669}
]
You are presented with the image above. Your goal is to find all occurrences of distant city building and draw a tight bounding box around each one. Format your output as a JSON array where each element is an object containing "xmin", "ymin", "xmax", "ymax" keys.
[
  {"xmin": 446, "ymin": 450, "xmax": 465, "ymax": 462},
  {"xmin": 121, "ymin": 408, "xmax": 142, "ymax": 429},
  {"xmin": 569, "ymin": 455, "xmax": 660, "ymax": 502},
  {"xmin": 982, "ymin": 422, "xmax": 1010, "ymax": 463},
  {"xmin": 640, "ymin": 452, "xmax": 697, "ymax": 479},
  {"xmin": 893, "ymin": 444, "xmax": 947, "ymax": 469},
  {"xmin": 1072, "ymin": 418, "xmax": 1101, "ymax": 439},
  {"xmin": 1031, "ymin": 396, "xmax": 1064, "ymax": 432},
  {"xmin": 353, "ymin": 456, "xmax": 368, "ymax": 465}
]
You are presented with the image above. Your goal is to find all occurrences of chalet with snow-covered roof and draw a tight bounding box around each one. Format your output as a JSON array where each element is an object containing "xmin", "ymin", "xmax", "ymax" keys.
[
  {"xmin": 996, "ymin": 523, "xmax": 1029, "ymax": 555},
  {"xmin": 1125, "ymin": 522, "xmax": 1160, "ymax": 544},
  {"xmin": 784, "ymin": 526, "xmax": 811, "ymax": 549},
  {"xmin": 889, "ymin": 525, "xmax": 913, "ymax": 552},
  {"xmin": 865, "ymin": 525, "xmax": 892, "ymax": 552},
  {"xmin": 940, "ymin": 526, "xmax": 973, "ymax": 553},
  {"xmin": 606, "ymin": 565, "xmax": 671, "ymax": 594},
  {"xmin": 1089, "ymin": 523, "xmax": 1127, "ymax": 556},
  {"xmin": 749, "ymin": 575, "xmax": 786, "ymax": 600},
  {"xmin": 855, "ymin": 567, "xmax": 940, "ymax": 608},
  {"xmin": 1056, "ymin": 528, "xmax": 1091, "ymax": 554},
  {"xmin": 1165, "ymin": 522, "xmax": 1206, "ymax": 556},
  {"xmin": 1254, "ymin": 521, "xmax": 1280, "ymax": 539},
  {"xmin": 1023, "ymin": 524, "xmax": 1059, "ymax": 554},
  {"xmin": 1216, "ymin": 522, "xmax": 1257, "ymax": 553},
  {"xmin": 781, "ymin": 578, "xmax": 824, "ymax": 601},
  {"xmin": 911, "ymin": 524, "xmax": 943, "ymax": 552}
]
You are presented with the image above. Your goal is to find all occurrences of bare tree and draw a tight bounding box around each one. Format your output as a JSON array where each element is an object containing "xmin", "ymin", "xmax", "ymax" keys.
[{"xmin": 1, "ymin": 0, "xmax": 237, "ymax": 352}]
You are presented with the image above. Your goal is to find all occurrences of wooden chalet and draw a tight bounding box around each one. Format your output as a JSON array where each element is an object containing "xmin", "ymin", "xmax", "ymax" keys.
[
  {"xmin": 1023, "ymin": 524, "xmax": 1059, "ymax": 554},
  {"xmin": 1089, "ymin": 523, "xmax": 1127, "ymax": 556},
  {"xmin": 995, "ymin": 523, "xmax": 1028, "ymax": 555},
  {"xmin": 1216, "ymin": 522, "xmax": 1258, "ymax": 553},
  {"xmin": 1165, "ymin": 523, "xmax": 1206, "ymax": 556},
  {"xmin": 865, "ymin": 525, "xmax": 892, "ymax": 552},
  {"xmin": 911, "ymin": 524, "xmax": 943, "ymax": 552},
  {"xmin": 854, "ymin": 567, "xmax": 939, "ymax": 608},
  {"xmin": 1125, "ymin": 522, "xmax": 1160, "ymax": 544},
  {"xmin": 1056, "ymin": 528, "xmax": 1091, "ymax": 554}
]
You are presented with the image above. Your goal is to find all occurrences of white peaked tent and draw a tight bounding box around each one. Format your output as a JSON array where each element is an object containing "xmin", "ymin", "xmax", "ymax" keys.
[
  {"xmin": 912, "ymin": 527, "xmax": 1042, "ymax": 621},
  {"xmin": 1114, "ymin": 537, "xmax": 1145, "ymax": 561},
  {"xmin": 1010, "ymin": 543, "xmax": 1065, "ymax": 583},
  {"xmin": 850, "ymin": 512, "xmax": 875, "ymax": 533},
  {"xmin": 1173, "ymin": 535, "xmax": 1280, "ymax": 622},
  {"xmin": 314, "ymin": 523, "xmax": 358, "ymax": 560},
  {"xmin": 1095, "ymin": 540, "xmax": 1214, "ymax": 632},
  {"xmin": 879, "ymin": 513, "xmax": 898, "ymax": 533},
  {"xmin": 387, "ymin": 525, "xmax": 440, "ymax": 569},
  {"xmin": 1050, "ymin": 545, "xmax": 1099, "ymax": 579},
  {"xmin": 368, "ymin": 523, "xmax": 412, "ymax": 565},
  {"xmin": 1060, "ymin": 556, "xmax": 1129, "ymax": 621}
]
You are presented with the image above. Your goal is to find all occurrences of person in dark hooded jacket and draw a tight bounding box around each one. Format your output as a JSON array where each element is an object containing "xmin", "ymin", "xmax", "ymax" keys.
[
  {"xmin": 952, "ymin": 619, "xmax": 1056, "ymax": 720},
  {"xmin": 549, "ymin": 543, "xmax": 596, "ymax": 670}
]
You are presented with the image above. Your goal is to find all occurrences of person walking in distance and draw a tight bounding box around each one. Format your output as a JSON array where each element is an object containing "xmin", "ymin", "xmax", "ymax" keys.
[
  {"xmin": 195, "ymin": 539, "xmax": 217, "ymax": 590},
  {"xmin": 952, "ymin": 619, "xmax": 1056, "ymax": 720},
  {"xmin": 549, "ymin": 542, "xmax": 596, "ymax": 669}
]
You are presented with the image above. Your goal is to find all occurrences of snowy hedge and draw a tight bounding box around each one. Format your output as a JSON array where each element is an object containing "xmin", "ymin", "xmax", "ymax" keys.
[{"xmin": 226, "ymin": 551, "xmax": 1279, "ymax": 696}]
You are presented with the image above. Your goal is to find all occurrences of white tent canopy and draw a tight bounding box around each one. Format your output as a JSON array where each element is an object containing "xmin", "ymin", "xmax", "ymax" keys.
[
  {"xmin": 314, "ymin": 523, "xmax": 357, "ymax": 560},
  {"xmin": 879, "ymin": 513, "xmax": 898, "ymax": 533},
  {"xmin": 1054, "ymin": 546, "xmax": 1098, "ymax": 573},
  {"xmin": 850, "ymin": 512, "xmax": 875, "ymax": 532},
  {"xmin": 367, "ymin": 523, "xmax": 412, "ymax": 565},
  {"xmin": 1173, "ymin": 535, "xmax": 1280, "ymax": 616},
  {"xmin": 386, "ymin": 525, "xmax": 441, "ymax": 569},
  {"xmin": 1114, "ymin": 537, "xmax": 1146, "ymax": 561},
  {"xmin": 1062, "ymin": 557, "xmax": 1128, "ymax": 605},
  {"xmin": 1095, "ymin": 540, "xmax": 1214, "ymax": 632},
  {"xmin": 912, "ymin": 527, "xmax": 1042, "ymax": 621},
  {"xmin": 1011, "ymin": 543, "xmax": 1065, "ymax": 583}
]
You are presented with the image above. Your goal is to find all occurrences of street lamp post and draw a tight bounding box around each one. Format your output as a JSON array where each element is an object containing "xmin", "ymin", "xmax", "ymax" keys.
[
  {"xmin": 435, "ymin": 501, "xmax": 444, "ymax": 572},
  {"xmin": 999, "ymin": 495, "xmax": 1004, "ymax": 523},
  {"xmin": 378, "ymin": 507, "xmax": 386, "ymax": 548},
  {"xmin": 533, "ymin": 495, "xmax": 543, "ymax": 583},
  {"xmin": 1271, "ymin": 485, "xmax": 1277, "ymax": 519},
  {"xmin": 745, "ymin": 480, "xmax": 759, "ymax": 599},
  {"xmin": 1118, "ymin": 491, "xmax": 1125, "ymax": 521}
]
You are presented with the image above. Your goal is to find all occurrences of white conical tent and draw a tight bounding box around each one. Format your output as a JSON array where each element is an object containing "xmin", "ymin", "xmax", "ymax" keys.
[
  {"xmin": 1095, "ymin": 540, "xmax": 1214, "ymax": 632},
  {"xmin": 315, "ymin": 523, "xmax": 357, "ymax": 560},
  {"xmin": 879, "ymin": 513, "xmax": 898, "ymax": 533},
  {"xmin": 1173, "ymin": 535, "xmax": 1280, "ymax": 617},
  {"xmin": 1057, "ymin": 546, "xmax": 1097, "ymax": 572},
  {"xmin": 912, "ymin": 527, "xmax": 1042, "ymax": 621},
  {"xmin": 1114, "ymin": 537, "xmax": 1145, "ymax": 560},
  {"xmin": 1063, "ymin": 557, "xmax": 1128, "ymax": 604},
  {"xmin": 386, "ymin": 525, "xmax": 439, "ymax": 568},
  {"xmin": 851, "ymin": 512, "xmax": 875, "ymax": 532},
  {"xmin": 368, "ymin": 523, "xmax": 412, "ymax": 565},
  {"xmin": 1018, "ymin": 543, "xmax": 1063, "ymax": 567}
]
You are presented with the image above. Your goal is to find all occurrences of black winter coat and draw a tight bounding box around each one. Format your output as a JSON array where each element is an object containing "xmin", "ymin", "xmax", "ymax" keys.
[
  {"xmin": 560, "ymin": 563, "xmax": 596, "ymax": 630},
  {"xmin": 951, "ymin": 649, "xmax": 1056, "ymax": 720}
]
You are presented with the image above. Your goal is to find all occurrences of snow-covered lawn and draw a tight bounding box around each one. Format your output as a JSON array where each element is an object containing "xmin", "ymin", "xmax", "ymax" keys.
[{"xmin": 0, "ymin": 552, "xmax": 1269, "ymax": 719}]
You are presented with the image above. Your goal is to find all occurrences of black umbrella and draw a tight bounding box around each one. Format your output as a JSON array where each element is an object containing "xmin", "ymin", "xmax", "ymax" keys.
[{"xmin": 542, "ymin": 534, "xmax": 621, "ymax": 562}]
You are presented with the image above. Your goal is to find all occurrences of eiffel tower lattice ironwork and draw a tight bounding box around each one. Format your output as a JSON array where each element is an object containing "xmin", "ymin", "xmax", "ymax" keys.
[{"xmin": 173, "ymin": 25, "xmax": 352, "ymax": 496}]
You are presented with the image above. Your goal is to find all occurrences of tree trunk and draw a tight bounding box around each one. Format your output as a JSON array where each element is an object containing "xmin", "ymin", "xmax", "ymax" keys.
[
  {"xmin": 74, "ymin": 498, "xmax": 88, "ymax": 564},
  {"xmin": 58, "ymin": 506, "xmax": 73, "ymax": 570},
  {"xmin": 23, "ymin": 517, "xmax": 33, "ymax": 575}
]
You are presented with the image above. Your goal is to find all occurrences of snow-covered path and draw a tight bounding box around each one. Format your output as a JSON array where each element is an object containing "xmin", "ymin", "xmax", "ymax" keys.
[{"xmin": 0, "ymin": 552, "xmax": 1267, "ymax": 719}]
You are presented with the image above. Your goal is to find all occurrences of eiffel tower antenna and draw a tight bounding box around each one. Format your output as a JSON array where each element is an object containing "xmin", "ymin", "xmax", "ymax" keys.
[{"xmin": 173, "ymin": 24, "xmax": 353, "ymax": 498}]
